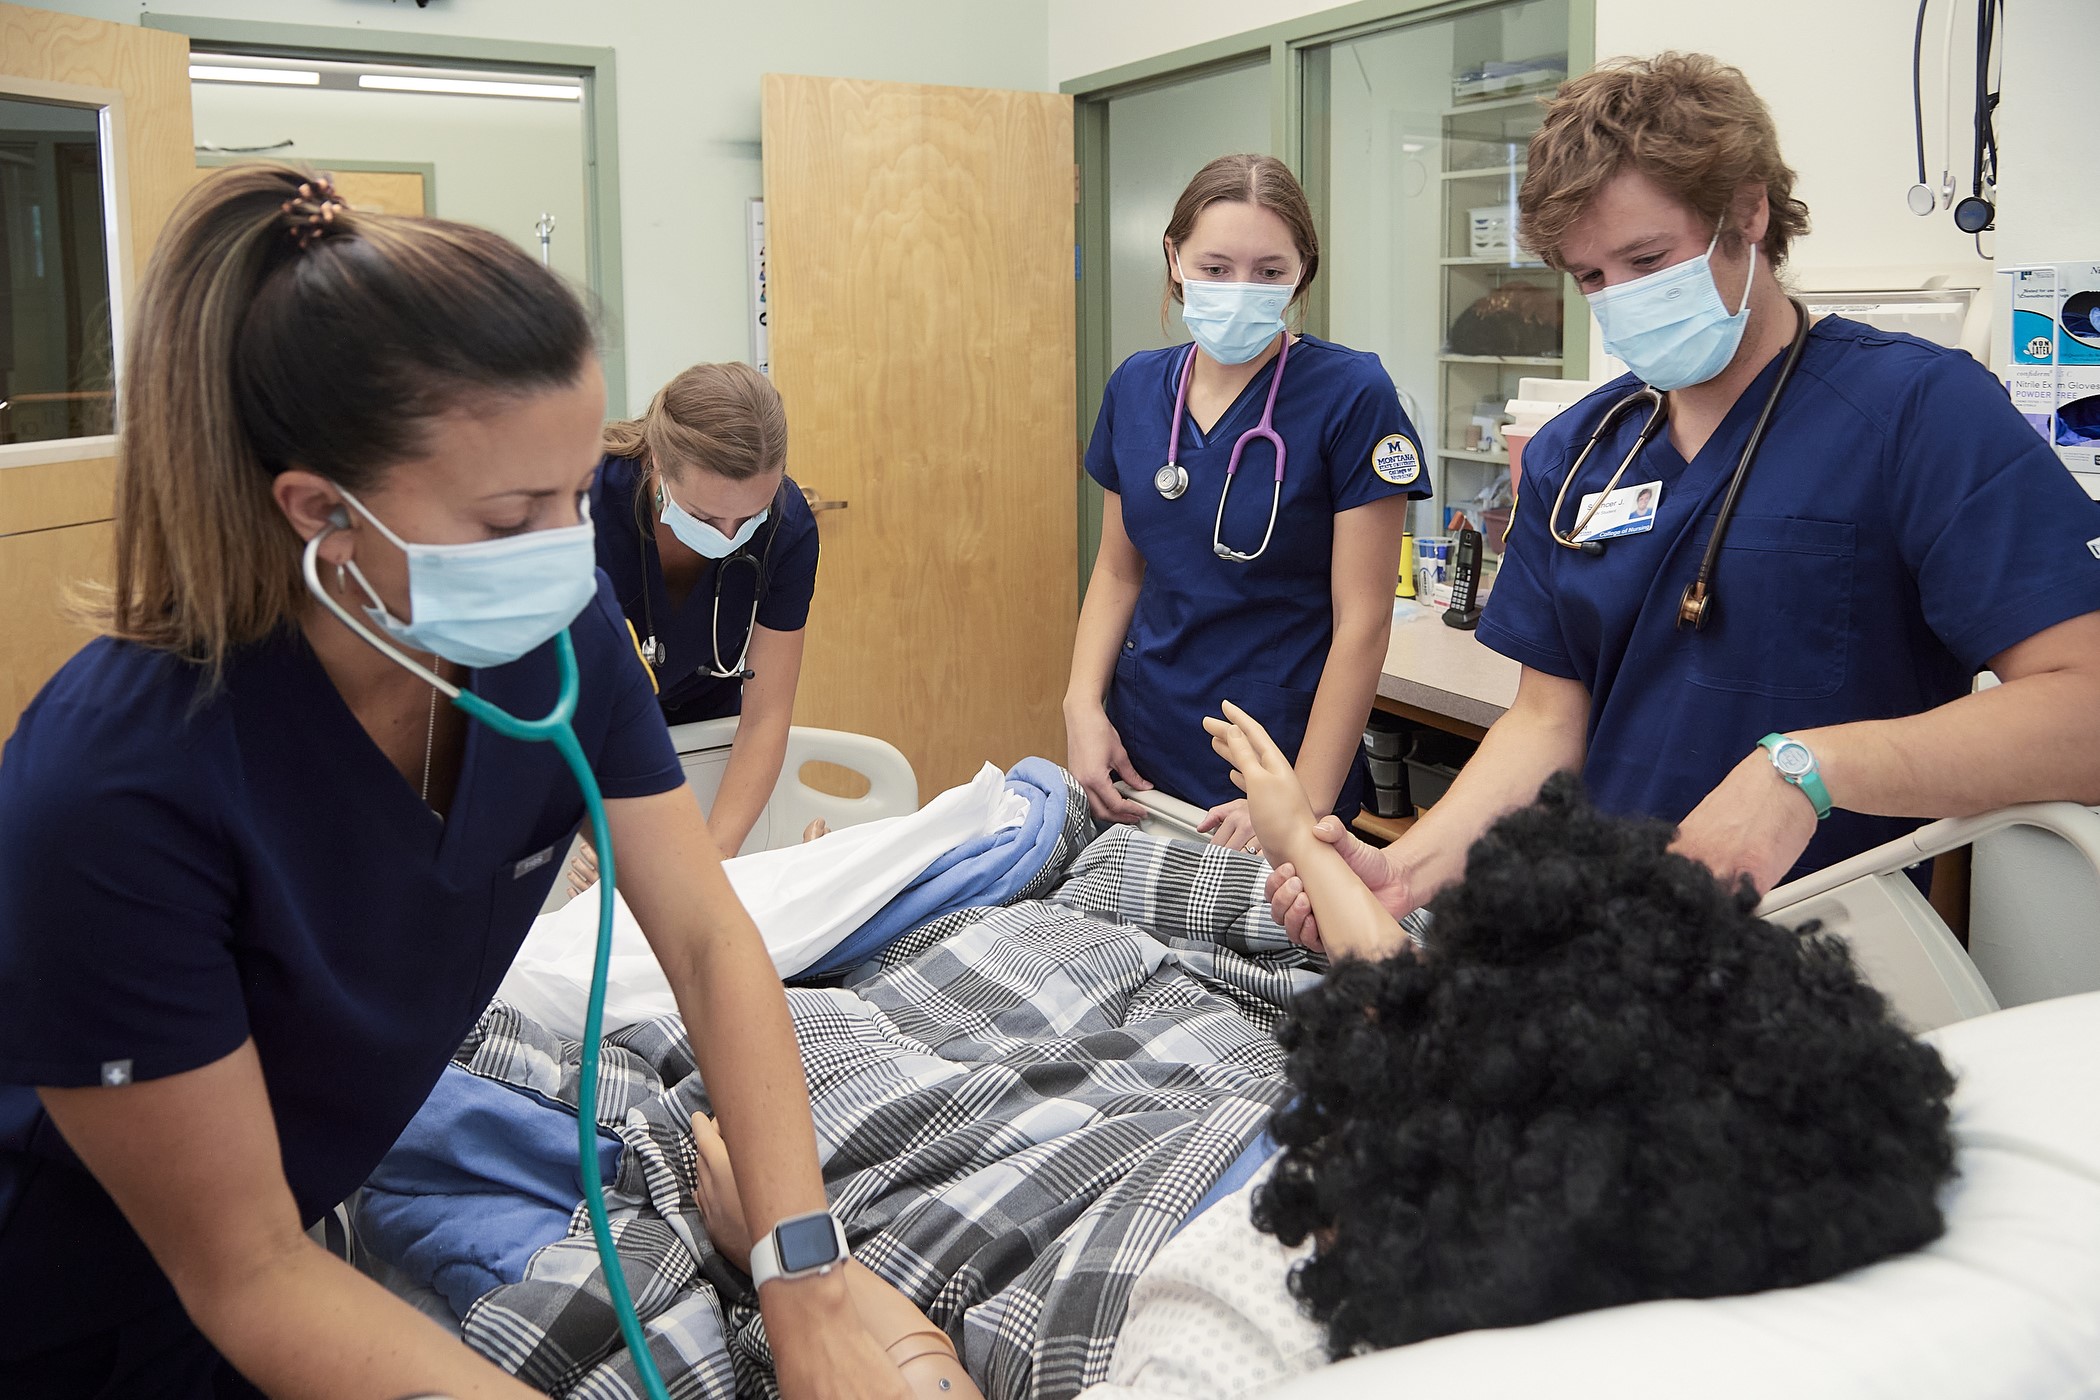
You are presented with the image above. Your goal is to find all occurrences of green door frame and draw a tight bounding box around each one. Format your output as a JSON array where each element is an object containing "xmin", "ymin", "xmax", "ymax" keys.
[
  {"xmin": 1062, "ymin": 0, "xmax": 1595, "ymax": 592},
  {"xmin": 144, "ymin": 12, "xmax": 627, "ymax": 414}
]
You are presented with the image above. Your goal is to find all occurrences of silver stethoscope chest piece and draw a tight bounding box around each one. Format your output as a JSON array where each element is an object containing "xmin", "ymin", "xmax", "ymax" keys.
[{"xmin": 1154, "ymin": 338, "xmax": 1293, "ymax": 562}]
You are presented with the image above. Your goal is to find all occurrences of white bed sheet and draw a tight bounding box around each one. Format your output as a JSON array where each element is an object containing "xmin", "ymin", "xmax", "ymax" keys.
[{"xmin": 496, "ymin": 763, "xmax": 1022, "ymax": 1037}]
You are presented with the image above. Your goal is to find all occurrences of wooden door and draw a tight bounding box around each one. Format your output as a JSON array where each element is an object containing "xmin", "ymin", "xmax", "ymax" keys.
[
  {"xmin": 193, "ymin": 164, "xmax": 430, "ymax": 217},
  {"xmin": 762, "ymin": 75, "xmax": 1076, "ymax": 796},
  {"xmin": 0, "ymin": 4, "xmax": 193, "ymax": 744}
]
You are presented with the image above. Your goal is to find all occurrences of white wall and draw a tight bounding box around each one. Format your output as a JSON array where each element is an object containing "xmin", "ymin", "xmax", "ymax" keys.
[
  {"xmin": 191, "ymin": 82, "xmax": 590, "ymax": 287},
  {"xmin": 1049, "ymin": 0, "xmax": 1336, "ymax": 86},
  {"xmin": 1593, "ymin": 0, "xmax": 1987, "ymax": 276},
  {"xmin": 36, "ymin": 0, "xmax": 1050, "ymax": 414},
  {"xmin": 1994, "ymin": 0, "xmax": 2100, "ymax": 268}
]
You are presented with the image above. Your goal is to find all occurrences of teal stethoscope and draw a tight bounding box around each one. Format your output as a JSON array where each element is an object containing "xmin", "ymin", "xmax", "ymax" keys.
[
  {"xmin": 302, "ymin": 513, "xmax": 676, "ymax": 1400},
  {"xmin": 1152, "ymin": 336, "xmax": 1292, "ymax": 563}
]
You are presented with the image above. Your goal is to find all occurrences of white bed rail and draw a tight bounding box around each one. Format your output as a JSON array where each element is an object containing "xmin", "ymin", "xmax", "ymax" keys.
[
  {"xmin": 1118, "ymin": 784, "xmax": 1210, "ymax": 843},
  {"xmin": 667, "ymin": 718, "xmax": 919, "ymax": 856},
  {"xmin": 1758, "ymin": 802, "xmax": 2100, "ymax": 1032}
]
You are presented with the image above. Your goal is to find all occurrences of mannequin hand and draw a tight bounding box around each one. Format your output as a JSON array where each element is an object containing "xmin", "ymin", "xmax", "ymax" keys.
[
  {"xmin": 1672, "ymin": 749, "xmax": 1820, "ymax": 897},
  {"xmin": 1065, "ymin": 700, "xmax": 1152, "ymax": 824},
  {"xmin": 1265, "ymin": 818, "xmax": 1413, "ymax": 955},
  {"xmin": 1202, "ymin": 702, "xmax": 1317, "ymax": 865},
  {"xmin": 1197, "ymin": 799, "xmax": 1262, "ymax": 854},
  {"xmin": 688, "ymin": 1111, "xmax": 754, "ymax": 1270}
]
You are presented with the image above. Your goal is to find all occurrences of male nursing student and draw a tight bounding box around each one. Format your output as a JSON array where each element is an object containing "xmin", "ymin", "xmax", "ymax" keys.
[
  {"xmin": 1067, "ymin": 153, "xmax": 1430, "ymax": 854},
  {"xmin": 593, "ymin": 362, "xmax": 820, "ymax": 855},
  {"xmin": 0, "ymin": 167, "xmax": 904, "ymax": 1400},
  {"xmin": 1267, "ymin": 53, "xmax": 2100, "ymax": 946}
]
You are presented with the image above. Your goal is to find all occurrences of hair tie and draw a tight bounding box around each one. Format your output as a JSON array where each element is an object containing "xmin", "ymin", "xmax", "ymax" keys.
[{"xmin": 282, "ymin": 175, "xmax": 347, "ymax": 252}]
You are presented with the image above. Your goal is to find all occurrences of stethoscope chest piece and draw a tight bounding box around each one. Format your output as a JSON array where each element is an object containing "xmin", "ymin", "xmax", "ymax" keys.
[
  {"xmin": 1154, "ymin": 462, "xmax": 1189, "ymax": 500},
  {"xmin": 640, "ymin": 634, "xmax": 667, "ymax": 667},
  {"xmin": 1677, "ymin": 582, "xmax": 1713, "ymax": 632}
]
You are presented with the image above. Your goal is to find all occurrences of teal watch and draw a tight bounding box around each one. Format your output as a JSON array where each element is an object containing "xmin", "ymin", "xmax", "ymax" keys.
[{"xmin": 1758, "ymin": 733, "xmax": 1832, "ymax": 821}]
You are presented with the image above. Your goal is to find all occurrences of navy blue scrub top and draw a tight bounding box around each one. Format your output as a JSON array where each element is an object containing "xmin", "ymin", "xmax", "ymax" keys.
[
  {"xmin": 1480, "ymin": 316, "xmax": 2100, "ymax": 882},
  {"xmin": 1086, "ymin": 334, "xmax": 1430, "ymax": 815},
  {"xmin": 591, "ymin": 453, "xmax": 820, "ymax": 728},
  {"xmin": 0, "ymin": 577, "xmax": 683, "ymax": 1357}
]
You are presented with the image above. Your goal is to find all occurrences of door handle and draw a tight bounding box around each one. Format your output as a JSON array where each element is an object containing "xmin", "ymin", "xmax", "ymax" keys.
[{"xmin": 799, "ymin": 485, "xmax": 849, "ymax": 513}]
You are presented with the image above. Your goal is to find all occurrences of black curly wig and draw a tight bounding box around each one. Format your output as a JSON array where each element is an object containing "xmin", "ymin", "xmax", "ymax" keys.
[{"xmin": 1253, "ymin": 774, "xmax": 1958, "ymax": 1358}]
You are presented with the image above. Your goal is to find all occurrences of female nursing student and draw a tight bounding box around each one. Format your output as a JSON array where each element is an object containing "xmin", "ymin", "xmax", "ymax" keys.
[
  {"xmin": 0, "ymin": 168, "xmax": 905, "ymax": 1400},
  {"xmin": 593, "ymin": 365, "xmax": 820, "ymax": 855},
  {"xmin": 1266, "ymin": 54, "xmax": 2100, "ymax": 950},
  {"xmin": 1066, "ymin": 154, "xmax": 1430, "ymax": 853}
]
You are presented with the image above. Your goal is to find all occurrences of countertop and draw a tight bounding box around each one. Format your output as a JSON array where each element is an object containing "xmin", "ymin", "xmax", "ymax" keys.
[{"xmin": 1377, "ymin": 603, "xmax": 1522, "ymax": 733}]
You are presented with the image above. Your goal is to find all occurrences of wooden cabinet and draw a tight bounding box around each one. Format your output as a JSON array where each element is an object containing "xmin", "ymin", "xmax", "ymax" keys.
[{"xmin": 1, "ymin": 4, "xmax": 194, "ymax": 745}]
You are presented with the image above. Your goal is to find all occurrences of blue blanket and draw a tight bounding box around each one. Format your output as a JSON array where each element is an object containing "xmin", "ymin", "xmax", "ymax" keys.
[
  {"xmin": 797, "ymin": 756, "xmax": 1074, "ymax": 979},
  {"xmin": 361, "ymin": 1064, "xmax": 622, "ymax": 1316}
]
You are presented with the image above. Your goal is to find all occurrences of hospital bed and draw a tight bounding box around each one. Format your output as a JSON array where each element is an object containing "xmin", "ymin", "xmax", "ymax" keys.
[
  {"xmin": 539, "ymin": 717, "xmax": 919, "ymax": 914},
  {"xmin": 1266, "ymin": 801, "xmax": 2100, "ymax": 1399},
  {"xmin": 666, "ymin": 716, "xmax": 919, "ymax": 854}
]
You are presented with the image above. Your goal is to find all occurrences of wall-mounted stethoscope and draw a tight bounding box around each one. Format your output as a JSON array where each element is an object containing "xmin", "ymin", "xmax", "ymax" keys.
[
  {"xmin": 634, "ymin": 480, "xmax": 785, "ymax": 683},
  {"xmin": 1908, "ymin": 0, "xmax": 2003, "ymax": 236},
  {"xmin": 1547, "ymin": 298, "xmax": 1810, "ymax": 632},
  {"xmin": 1152, "ymin": 337, "xmax": 1291, "ymax": 563}
]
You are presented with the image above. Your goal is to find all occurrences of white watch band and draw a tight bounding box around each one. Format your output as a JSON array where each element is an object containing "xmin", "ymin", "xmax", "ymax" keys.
[{"xmin": 748, "ymin": 1210, "xmax": 849, "ymax": 1290}]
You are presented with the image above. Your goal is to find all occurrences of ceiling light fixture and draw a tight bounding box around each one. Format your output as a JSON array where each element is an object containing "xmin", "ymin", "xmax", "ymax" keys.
[
  {"xmin": 190, "ymin": 64, "xmax": 321, "ymax": 86},
  {"xmin": 357, "ymin": 74, "xmax": 581, "ymax": 100}
]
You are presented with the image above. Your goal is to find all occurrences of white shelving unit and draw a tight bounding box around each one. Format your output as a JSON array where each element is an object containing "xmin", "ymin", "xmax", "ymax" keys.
[{"xmin": 1436, "ymin": 76, "xmax": 1567, "ymax": 534}]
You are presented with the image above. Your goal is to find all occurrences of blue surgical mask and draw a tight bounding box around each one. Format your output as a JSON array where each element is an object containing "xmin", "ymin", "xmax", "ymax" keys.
[
  {"xmin": 1176, "ymin": 254, "xmax": 1295, "ymax": 366},
  {"xmin": 335, "ymin": 488, "xmax": 597, "ymax": 670},
  {"xmin": 661, "ymin": 485, "xmax": 767, "ymax": 560},
  {"xmin": 1586, "ymin": 230, "xmax": 1757, "ymax": 391}
]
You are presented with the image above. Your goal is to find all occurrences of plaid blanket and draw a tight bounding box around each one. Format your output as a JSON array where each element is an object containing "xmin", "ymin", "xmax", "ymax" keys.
[{"xmin": 445, "ymin": 790, "xmax": 1322, "ymax": 1400}]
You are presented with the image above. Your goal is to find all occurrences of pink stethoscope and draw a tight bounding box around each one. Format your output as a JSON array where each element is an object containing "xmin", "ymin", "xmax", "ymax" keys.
[{"xmin": 1151, "ymin": 336, "xmax": 1291, "ymax": 563}]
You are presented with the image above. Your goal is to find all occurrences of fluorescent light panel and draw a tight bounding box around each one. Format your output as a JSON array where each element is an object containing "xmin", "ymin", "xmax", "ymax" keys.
[
  {"xmin": 357, "ymin": 74, "xmax": 580, "ymax": 101},
  {"xmin": 190, "ymin": 64, "xmax": 320, "ymax": 86}
]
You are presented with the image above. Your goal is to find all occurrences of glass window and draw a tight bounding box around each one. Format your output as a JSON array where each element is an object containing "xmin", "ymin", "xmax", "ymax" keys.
[
  {"xmin": 0, "ymin": 96, "xmax": 116, "ymax": 446},
  {"xmin": 1313, "ymin": 0, "xmax": 1571, "ymax": 539},
  {"xmin": 190, "ymin": 56, "xmax": 591, "ymax": 285},
  {"xmin": 1105, "ymin": 61, "xmax": 1270, "ymax": 367}
]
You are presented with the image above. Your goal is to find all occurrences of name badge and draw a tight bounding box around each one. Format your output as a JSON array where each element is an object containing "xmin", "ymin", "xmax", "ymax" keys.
[{"xmin": 1574, "ymin": 479, "xmax": 1663, "ymax": 542}]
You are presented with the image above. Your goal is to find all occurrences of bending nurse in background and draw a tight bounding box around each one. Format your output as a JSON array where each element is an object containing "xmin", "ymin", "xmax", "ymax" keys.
[
  {"xmin": 1267, "ymin": 54, "xmax": 2100, "ymax": 949},
  {"xmin": 1067, "ymin": 154, "xmax": 1429, "ymax": 852},
  {"xmin": 0, "ymin": 167, "xmax": 902, "ymax": 1400},
  {"xmin": 594, "ymin": 363, "xmax": 821, "ymax": 855}
]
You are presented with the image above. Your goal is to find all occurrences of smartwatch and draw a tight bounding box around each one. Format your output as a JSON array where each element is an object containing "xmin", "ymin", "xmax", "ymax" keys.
[
  {"xmin": 1758, "ymin": 733, "xmax": 1832, "ymax": 821},
  {"xmin": 748, "ymin": 1209, "xmax": 850, "ymax": 1290}
]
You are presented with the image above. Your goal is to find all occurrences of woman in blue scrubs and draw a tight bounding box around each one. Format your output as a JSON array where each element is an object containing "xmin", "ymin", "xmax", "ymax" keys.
[
  {"xmin": 0, "ymin": 168, "xmax": 902, "ymax": 1400},
  {"xmin": 594, "ymin": 363, "xmax": 820, "ymax": 855},
  {"xmin": 1066, "ymin": 154, "xmax": 1429, "ymax": 852},
  {"xmin": 1266, "ymin": 55, "xmax": 2100, "ymax": 950}
]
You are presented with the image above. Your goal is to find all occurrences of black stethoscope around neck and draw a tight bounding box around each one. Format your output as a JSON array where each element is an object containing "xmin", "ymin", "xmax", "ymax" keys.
[
  {"xmin": 1547, "ymin": 297, "xmax": 1810, "ymax": 632},
  {"xmin": 634, "ymin": 479, "xmax": 785, "ymax": 683}
]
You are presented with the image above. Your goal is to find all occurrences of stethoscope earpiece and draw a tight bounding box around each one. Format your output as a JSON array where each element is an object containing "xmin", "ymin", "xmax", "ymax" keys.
[{"xmin": 1578, "ymin": 539, "xmax": 1606, "ymax": 559}]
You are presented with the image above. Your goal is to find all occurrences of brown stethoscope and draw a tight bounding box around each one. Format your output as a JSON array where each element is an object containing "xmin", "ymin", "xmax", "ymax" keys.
[{"xmin": 1546, "ymin": 298, "xmax": 1810, "ymax": 631}]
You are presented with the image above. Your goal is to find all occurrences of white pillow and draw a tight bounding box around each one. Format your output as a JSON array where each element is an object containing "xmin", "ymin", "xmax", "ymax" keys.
[{"xmin": 1265, "ymin": 992, "xmax": 2100, "ymax": 1400}]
